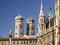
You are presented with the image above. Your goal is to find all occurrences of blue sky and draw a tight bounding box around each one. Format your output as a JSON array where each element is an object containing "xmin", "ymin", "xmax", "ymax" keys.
[{"xmin": 0, "ymin": 0, "xmax": 54, "ymax": 37}]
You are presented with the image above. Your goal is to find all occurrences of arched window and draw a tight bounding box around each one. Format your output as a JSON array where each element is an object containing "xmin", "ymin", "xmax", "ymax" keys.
[
  {"xmin": 20, "ymin": 25, "xmax": 22, "ymax": 28},
  {"xmin": 13, "ymin": 41, "xmax": 15, "ymax": 44},
  {"xmin": 17, "ymin": 41, "xmax": 19, "ymax": 44},
  {"xmin": 2, "ymin": 42, "xmax": 3, "ymax": 45}
]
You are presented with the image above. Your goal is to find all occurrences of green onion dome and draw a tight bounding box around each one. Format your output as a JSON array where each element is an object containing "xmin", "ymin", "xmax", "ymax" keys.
[
  {"xmin": 26, "ymin": 17, "xmax": 35, "ymax": 22},
  {"xmin": 15, "ymin": 15, "xmax": 23, "ymax": 20}
]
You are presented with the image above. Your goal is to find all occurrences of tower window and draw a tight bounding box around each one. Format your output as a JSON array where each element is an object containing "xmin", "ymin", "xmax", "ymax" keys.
[
  {"xmin": 27, "ymin": 23, "xmax": 29, "ymax": 30},
  {"xmin": 16, "ymin": 33, "xmax": 17, "ymax": 35},
  {"xmin": 21, "ymin": 32, "xmax": 23, "ymax": 34},
  {"xmin": 32, "ymin": 27, "xmax": 33, "ymax": 30},
  {"xmin": 20, "ymin": 25, "xmax": 22, "ymax": 28},
  {"xmin": 41, "ymin": 25, "xmax": 43, "ymax": 30},
  {"xmin": 40, "ymin": 19, "xmax": 43, "ymax": 23},
  {"xmin": 26, "ymin": 23, "xmax": 29, "ymax": 35}
]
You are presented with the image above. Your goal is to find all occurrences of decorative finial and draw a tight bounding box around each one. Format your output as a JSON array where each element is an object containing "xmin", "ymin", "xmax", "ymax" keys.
[
  {"xmin": 50, "ymin": 8, "xmax": 52, "ymax": 11},
  {"xmin": 41, "ymin": 0, "xmax": 43, "ymax": 9},
  {"xmin": 9, "ymin": 28, "xmax": 12, "ymax": 37},
  {"xmin": 41, "ymin": 0, "xmax": 42, "ymax": 4}
]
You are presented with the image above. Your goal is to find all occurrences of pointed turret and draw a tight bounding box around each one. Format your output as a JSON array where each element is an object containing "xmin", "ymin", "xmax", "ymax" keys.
[
  {"xmin": 48, "ymin": 8, "xmax": 54, "ymax": 29},
  {"xmin": 39, "ymin": 0, "xmax": 45, "ymax": 23},
  {"xmin": 38, "ymin": 0, "xmax": 46, "ymax": 35},
  {"xmin": 39, "ymin": 0, "xmax": 44, "ymax": 17},
  {"xmin": 48, "ymin": 8, "xmax": 53, "ymax": 20}
]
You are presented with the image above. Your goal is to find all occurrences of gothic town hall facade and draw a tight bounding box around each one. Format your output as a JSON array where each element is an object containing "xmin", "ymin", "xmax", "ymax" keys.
[{"xmin": 0, "ymin": 0, "xmax": 60, "ymax": 45}]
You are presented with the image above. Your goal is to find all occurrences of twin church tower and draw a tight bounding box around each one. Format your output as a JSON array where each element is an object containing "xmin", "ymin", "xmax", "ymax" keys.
[{"xmin": 15, "ymin": 16, "xmax": 35, "ymax": 37}]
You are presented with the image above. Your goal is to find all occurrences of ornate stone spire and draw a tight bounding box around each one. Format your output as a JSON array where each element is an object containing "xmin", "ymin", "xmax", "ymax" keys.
[
  {"xmin": 39, "ymin": 0, "xmax": 44, "ymax": 23},
  {"xmin": 39, "ymin": 0, "xmax": 44, "ymax": 17},
  {"xmin": 38, "ymin": 0, "xmax": 46, "ymax": 36},
  {"xmin": 40, "ymin": 0, "xmax": 43, "ymax": 10}
]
